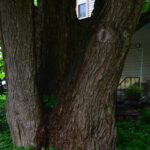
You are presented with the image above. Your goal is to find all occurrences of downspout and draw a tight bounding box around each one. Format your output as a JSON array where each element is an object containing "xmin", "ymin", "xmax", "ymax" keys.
[{"xmin": 140, "ymin": 46, "xmax": 144, "ymax": 88}]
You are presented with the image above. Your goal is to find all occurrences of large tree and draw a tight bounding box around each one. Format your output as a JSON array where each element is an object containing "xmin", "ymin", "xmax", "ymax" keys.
[{"xmin": 0, "ymin": 0, "xmax": 146, "ymax": 149}]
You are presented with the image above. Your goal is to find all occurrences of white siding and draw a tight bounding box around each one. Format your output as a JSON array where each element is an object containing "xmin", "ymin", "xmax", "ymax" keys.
[
  {"xmin": 88, "ymin": 0, "xmax": 95, "ymax": 17},
  {"xmin": 122, "ymin": 48, "xmax": 142, "ymax": 77},
  {"xmin": 122, "ymin": 23, "xmax": 150, "ymax": 80},
  {"xmin": 78, "ymin": 0, "xmax": 86, "ymax": 4}
]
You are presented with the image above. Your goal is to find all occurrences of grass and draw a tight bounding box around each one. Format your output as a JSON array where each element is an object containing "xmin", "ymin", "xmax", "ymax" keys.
[
  {"xmin": 0, "ymin": 95, "xmax": 17, "ymax": 150},
  {"xmin": 0, "ymin": 95, "xmax": 150, "ymax": 149}
]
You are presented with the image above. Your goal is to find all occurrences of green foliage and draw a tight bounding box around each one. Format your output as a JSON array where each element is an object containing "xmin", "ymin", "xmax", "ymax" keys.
[
  {"xmin": 139, "ymin": 108, "xmax": 150, "ymax": 124},
  {"xmin": 117, "ymin": 110, "xmax": 150, "ymax": 150},
  {"xmin": 41, "ymin": 147, "xmax": 55, "ymax": 150},
  {"xmin": 0, "ymin": 95, "xmax": 6, "ymax": 107},
  {"xmin": 49, "ymin": 147, "xmax": 55, "ymax": 150},
  {"xmin": 0, "ymin": 132, "xmax": 13, "ymax": 150},
  {"xmin": 28, "ymin": 145, "xmax": 34, "ymax": 150},
  {"xmin": 0, "ymin": 96, "xmax": 17, "ymax": 150},
  {"xmin": 0, "ymin": 50, "xmax": 5, "ymax": 80},
  {"xmin": 0, "ymin": 45, "xmax": 6, "ymax": 95},
  {"xmin": 142, "ymin": 1, "xmax": 150, "ymax": 14},
  {"xmin": 0, "ymin": 95, "xmax": 8, "ymax": 132},
  {"xmin": 125, "ymin": 85, "xmax": 143, "ymax": 101},
  {"xmin": 43, "ymin": 96, "xmax": 57, "ymax": 110},
  {"xmin": 33, "ymin": 0, "xmax": 38, "ymax": 7}
]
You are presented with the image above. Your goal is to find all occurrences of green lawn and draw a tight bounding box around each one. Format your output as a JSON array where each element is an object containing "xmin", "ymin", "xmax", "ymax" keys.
[{"xmin": 1, "ymin": 95, "xmax": 150, "ymax": 150}]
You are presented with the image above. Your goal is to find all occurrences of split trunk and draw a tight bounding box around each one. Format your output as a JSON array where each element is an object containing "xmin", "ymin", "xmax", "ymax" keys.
[{"xmin": 0, "ymin": 0, "xmax": 143, "ymax": 149}]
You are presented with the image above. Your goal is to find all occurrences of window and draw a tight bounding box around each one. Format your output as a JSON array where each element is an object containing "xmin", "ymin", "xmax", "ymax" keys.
[{"xmin": 78, "ymin": 3, "xmax": 86, "ymax": 18}]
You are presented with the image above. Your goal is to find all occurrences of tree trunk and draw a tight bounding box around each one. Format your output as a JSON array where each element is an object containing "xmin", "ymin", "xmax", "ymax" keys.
[
  {"xmin": 0, "ymin": 0, "xmax": 43, "ymax": 147},
  {"xmin": 36, "ymin": 0, "xmax": 144, "ymax": 149},
  {"xmin": 0, "ymin": 0, "xmax": 144, "ymax": 149}
]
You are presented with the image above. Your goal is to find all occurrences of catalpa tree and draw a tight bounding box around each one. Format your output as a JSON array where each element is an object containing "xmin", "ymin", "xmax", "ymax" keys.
[{"xmin": 0, "ymin": 0, "xmax": 149, "ymax": 149}]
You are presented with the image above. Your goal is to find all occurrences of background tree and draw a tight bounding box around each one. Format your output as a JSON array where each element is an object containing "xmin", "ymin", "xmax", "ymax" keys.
[{"xmin": 0, "ymin": 0, "xmax": 146, "ymax": 149}]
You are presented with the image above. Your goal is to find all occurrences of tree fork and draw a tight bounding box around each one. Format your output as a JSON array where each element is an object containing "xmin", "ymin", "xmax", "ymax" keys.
[
  {"xmin": 36, "ymin": 0, "xmax": 144, "ymax": 149},
  {"xmin": 0, "ymin": 0, "xmax": 144, "ymax": 149}
]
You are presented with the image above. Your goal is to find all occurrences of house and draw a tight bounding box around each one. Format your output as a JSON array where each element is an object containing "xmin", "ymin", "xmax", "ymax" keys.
[
  {"xmin": 76, "ymin": 0, "xmax": 95, "ymax": 19},
  {"xmin": 122, "ymin": 23, "xmax": 150, "ymax": 81},
  {"xmin": 119, "ymin": 23, "xmax": 150, "ymax": 97}
]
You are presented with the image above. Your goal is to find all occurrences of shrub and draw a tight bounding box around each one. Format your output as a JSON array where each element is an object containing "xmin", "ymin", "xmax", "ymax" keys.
[
  {"xmin": 125, "ymin": 85, "xmax": 143, "ymax": 101},
  {"xmin": 139, "ymin": 107, "xmax": 150, "ymax": 124}
]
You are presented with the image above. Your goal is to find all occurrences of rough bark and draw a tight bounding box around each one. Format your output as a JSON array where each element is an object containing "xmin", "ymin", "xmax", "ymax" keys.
[
  {"xmin": 0, "ymin": 0, "xmax": 144, "ymax": 149},
  {"xmin": 36, "ymin": 0, "xmax": 81, "ymax": 96},
  {"xmin": 0, "ymin": 0, "xmax": 42, "ymax": 147}
]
